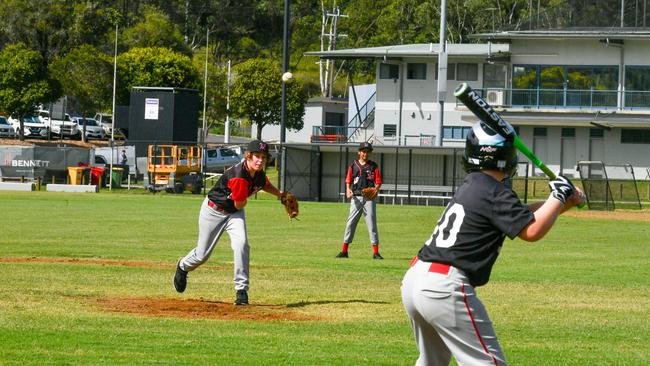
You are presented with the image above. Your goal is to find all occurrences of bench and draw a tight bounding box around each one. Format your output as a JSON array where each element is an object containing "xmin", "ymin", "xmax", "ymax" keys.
[
  {"xmin": 378, "ymin": 184, "xmax": 455, "ymax": 205},
  {"xmin": 338, "ymin": 184, "xmax": 455, "ymax": 206}
]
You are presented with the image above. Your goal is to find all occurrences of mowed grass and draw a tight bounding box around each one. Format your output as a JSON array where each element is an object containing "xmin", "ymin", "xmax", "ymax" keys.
[{"xmin": 0, "ymin": 191, "xmax": 648, "ymax": 365}]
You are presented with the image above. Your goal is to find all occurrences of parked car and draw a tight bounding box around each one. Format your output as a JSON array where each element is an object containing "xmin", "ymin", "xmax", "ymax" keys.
[
  {"xmin": 38, "ymin": 110, "xmax": 79, "ymax": 138},
  {"xmin": 204, "ymin": 146, "xmax": 242, "ymax": 172},
  {"xmin": 0, "ymin": 116, "xmax": 16, "ymax": 138},
  {"xmin": 94, "ymin": 113, "xmax": 113, "ymax": 135},
  {"xmin": 72, "ymin": 117, "xmax": 105, "ymax": 140},
  {"xmin": 9, "ymin": 115, "xmax": 49, "ymax": 138}
]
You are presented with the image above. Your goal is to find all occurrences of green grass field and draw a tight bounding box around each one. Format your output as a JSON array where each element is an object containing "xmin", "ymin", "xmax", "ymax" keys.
[{"xmin": 1, "ymin": 191, "xmax": 648, "ymax": 365}]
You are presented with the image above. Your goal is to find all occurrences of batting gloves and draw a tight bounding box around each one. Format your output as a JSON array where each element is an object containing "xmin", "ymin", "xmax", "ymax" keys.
[{"xmin": 548, "ymin": 175, "xmax": 575, "ymax": 204}]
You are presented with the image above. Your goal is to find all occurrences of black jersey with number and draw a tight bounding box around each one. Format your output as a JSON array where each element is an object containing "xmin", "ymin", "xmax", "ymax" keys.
[
  {"xmin": 207, "ymin": 161, "xmax": 269, "ymax": 214},
  {"xmin": 417, "ymin": 172, "xmax": 534, "ymax": 287}
]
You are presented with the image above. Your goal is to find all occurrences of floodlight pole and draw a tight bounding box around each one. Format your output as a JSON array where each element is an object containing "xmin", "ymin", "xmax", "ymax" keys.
[
  {"xmin": 201, "ymin": 25, "xmax": 209, "ymax": 183},
  {"xmin": 110, "ymin": 21, "xmax": 118, "ymax": 191},
  {"xmin": 279, "ymin": 0, "xmax": 290, "ymax": 191}
]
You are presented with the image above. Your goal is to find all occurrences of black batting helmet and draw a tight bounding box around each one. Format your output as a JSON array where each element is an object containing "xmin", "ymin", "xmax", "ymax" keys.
[{"xmin": 462, "ymin": 122, "xmax": 518, "ymax": 173}]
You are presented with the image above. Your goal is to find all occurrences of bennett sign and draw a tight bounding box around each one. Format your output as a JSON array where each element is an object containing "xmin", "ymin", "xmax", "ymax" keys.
[{"xmin": 10, "ymin": 159, "xmax": 50, "ymax": 168}]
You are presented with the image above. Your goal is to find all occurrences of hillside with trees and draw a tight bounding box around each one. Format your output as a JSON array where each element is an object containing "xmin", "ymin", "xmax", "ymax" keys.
[{"xmin": 0, "ymin": 0, "xmax": 645, "ymax": 136}]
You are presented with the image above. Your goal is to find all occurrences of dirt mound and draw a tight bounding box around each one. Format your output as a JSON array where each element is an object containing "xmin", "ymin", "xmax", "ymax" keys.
[
  {"xmin": 94, "ymin": 297, "xmax": 319, "ymax": 321},
  {"xmin": 564, "ymin": 209, "xmax": 650, "ymax": 222}
]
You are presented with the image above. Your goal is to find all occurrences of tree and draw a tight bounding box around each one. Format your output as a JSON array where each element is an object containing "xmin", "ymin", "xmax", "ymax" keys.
[
  {"xmin": 120, "ymin": 5, "xmax": 192, "ymax": 57},
  {"xmin": 0, "ymin": 43, "xmax": 59, "ymax": 140},
  {"xmin": 230, "ymin": 58, "xmax": 306, "ymax": 140},
  {"xmin": 49, "ymin": 45, "xmax": 113, "ymax": 116},
  {"xmin": 116, "ymin": 47, "xmax": 201, "ymax": 105}
]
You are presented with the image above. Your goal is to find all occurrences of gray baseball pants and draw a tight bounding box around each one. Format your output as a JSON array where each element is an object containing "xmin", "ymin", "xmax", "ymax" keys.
[
  {"xmin": 179, "ymin": 197, "xmax": 250, "ymax": 291},
  {"xmin": 401, "ymin": 258, "xmax": 507, "ymax": 366},
  {"xmin": 343, "ymin": 195, "xmax": 379, "ymax": 245}
]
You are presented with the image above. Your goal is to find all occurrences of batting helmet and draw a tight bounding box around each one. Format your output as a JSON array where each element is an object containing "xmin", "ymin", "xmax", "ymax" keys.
[{"xmin": 462, "ymin": 122, "xmax": 518, "ymax": 173}]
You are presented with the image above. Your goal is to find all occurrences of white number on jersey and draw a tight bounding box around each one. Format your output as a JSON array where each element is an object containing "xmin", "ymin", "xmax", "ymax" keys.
[{"xmin": 425, "ymin": 203, "xmax": 466, "ymax": 248}]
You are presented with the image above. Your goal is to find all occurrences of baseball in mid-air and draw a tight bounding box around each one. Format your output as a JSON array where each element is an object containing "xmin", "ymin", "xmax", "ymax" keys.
[{"xmin": 282, "ymin": 72, "xmax": 293, "ymax": 82}]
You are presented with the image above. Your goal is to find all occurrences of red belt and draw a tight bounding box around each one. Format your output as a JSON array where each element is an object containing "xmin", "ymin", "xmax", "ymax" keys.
[
  {"xmin": 410, "ymin": 256, "xmax": 451, "ymax": 275},
  {"xmin": 207, "ymin": 200, "xmax": 226, "ymax": 213}
]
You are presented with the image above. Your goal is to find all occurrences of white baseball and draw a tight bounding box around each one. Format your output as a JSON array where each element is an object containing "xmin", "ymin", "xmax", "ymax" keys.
[{"xmin": 282, "ymin": 72, "xmax": 293, "ymax": 82}]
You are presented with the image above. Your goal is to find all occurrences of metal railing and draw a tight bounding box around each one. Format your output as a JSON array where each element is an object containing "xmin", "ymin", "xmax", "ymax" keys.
[{"xmin": 458, "ymin": 88, "xmax": 650, "ymax": 110}]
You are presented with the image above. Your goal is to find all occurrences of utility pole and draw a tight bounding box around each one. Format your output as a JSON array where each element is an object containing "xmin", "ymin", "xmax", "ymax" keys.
[
  {"xmin": 435, "ymin": 0, "xmax": 448, "ymax": 147},
  {"xmin": 109, "ymin": 21, "xmax": 118, "ymax": 192},
  {"xmin": 319, "ymin": 1, "xmax": 347, "ymax": 97}
]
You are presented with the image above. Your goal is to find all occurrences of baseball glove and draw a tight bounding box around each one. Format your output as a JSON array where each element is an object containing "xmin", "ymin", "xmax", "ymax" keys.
[
  {"xmin": 280, "ymin": 191, "xmax": 299, "ymax": 219},
  {"xmin": 361, "ymin": 187, "xmax": 378, "ymax": 200}
]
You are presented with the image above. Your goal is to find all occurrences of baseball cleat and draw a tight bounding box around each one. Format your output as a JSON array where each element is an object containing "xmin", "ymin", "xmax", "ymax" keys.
[
  {"xmin": 235, "ymin": 290, "xmax": 249, "ymax": 305},
  {"xmin": 373, "ymin": 253, "xmax": 384, "ymax": 260},
  {"xmin": 173, "ymin": 260, "xmax": 188, "ymax": 293},
  {"xmin": 335, "ymin": 251, "xmax": 349, "ymax": 258}
]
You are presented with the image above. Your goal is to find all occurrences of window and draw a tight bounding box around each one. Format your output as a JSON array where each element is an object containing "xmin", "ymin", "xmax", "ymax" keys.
[
  {"xmin": 435, "ymin": 63, "xmax": 456, "ymax": 80},
  {"xmin": 442, "ymin": 126, "xmax": 472, "ymax": 139},
  {"xmin": 590, "ymin": 128, "xmax": 604, "ymax": 138},
  {"xmin": 380, "ymin": 64, "xmax": 399, "ymax": 79},
  {"xmin": 407, "ymin": 63, "xmax": 427, "ymax": 80},
  {"xmin": 383, "ymin": 124, "xmax": 397, "ymax": 137},
  {"xmin": 483, "ymin": 63, "xmax": 507, "ymax": 88},
  {"xmin": 325, "ymin": 112, "xmax": 345, "ymax": 126},
  {"xmin": 533, "ymin": 127, "xmax": 547, "ymax": 136},
  {"xmin": 621, "ymin": 129, "xmax": 650, "ymax": 144},
  {"xmin": 561, "ymin": 128, "xmax": 575, "ymax": 137},
  {"xmin": 456, "ymin": 63, "xmax": 478, "ymax": 81}
]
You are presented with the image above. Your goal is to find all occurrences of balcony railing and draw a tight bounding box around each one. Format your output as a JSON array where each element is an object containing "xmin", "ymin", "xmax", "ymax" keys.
[{"xmin": 458, "ymin": 88, "xmax": 650, "ymax": 110}]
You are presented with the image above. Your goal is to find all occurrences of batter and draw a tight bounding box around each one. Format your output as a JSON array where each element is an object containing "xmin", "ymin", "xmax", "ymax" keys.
[{"xmin": 401, "ymin": 122, "xmax": 585, "ymax": 365}]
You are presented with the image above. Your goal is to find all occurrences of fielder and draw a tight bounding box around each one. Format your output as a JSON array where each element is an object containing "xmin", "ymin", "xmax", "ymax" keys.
[
  {"xmin": 174, "ymin": 140, "xmax": 287, "ymax": 305},
  {"xmin": 337, "ymin": 141, "xmax": 384, "ymax": 259},
  {"xmin": 401, "ymin": 122, "xmax": 585, "ymax": 365}
]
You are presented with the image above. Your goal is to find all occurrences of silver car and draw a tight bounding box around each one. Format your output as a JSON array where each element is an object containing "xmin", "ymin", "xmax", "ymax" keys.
[
  {"xmin": 73, "ymin": 117, "xmax": 105, "ymax": 139},
  {"xmin": 0, "ymin": 116, "xmax": 16, "ymax": 138}
]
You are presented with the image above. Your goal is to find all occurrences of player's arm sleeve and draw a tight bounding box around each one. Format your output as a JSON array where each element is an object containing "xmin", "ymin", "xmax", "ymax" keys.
[
  {"xmin": 228, "ymin": 178, "xmax": 250, "ymax": 202},
  {"xmin": 374, "ymin": 167, "xmax": 382, "ymax": 186},
  {"xmin": 345, "ymin": 167, "xmax": 353, "ymax": 184},
  {"xmin": 491, "ymin": 188, "xmax": 534, "ymax": 239}
]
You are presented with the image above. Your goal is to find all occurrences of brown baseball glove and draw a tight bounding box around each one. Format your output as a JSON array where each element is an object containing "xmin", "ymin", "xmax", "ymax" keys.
[
  {"xmin": 280, "ymin": 191, "xmax": 299, "ymax": 219},
  {"xmin": 361, "ymin": 187, "xmax": 378, "ymax": 200}
]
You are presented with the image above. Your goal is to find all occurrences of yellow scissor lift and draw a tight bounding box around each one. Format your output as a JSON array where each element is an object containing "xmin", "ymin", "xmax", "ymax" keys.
[{"xmin": 145, "ymin": 144, "xmax": 203, "ymax": 194}]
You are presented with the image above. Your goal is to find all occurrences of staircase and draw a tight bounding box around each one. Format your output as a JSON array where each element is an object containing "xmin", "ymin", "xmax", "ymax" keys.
[{"xmin": 346, "ymin": 91, "xmax": 376, "ymax": 142}]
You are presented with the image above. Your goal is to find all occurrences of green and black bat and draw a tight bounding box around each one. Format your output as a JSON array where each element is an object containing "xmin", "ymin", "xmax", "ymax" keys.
[
  {"xmin": 454, "ymin": 82, "xmax": 584, "ymax": 206},
  {"xmin": 454, "ymin": 82, "xmax": 555, "ymax": 179}
]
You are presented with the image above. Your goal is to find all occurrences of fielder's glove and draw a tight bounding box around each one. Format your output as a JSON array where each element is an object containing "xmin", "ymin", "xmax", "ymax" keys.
[
  {"xmin": 361, "ymin": 187, "xmax": 378, "ymax": 200},
  {"xmin": 280, "ymin": 191, "xmax": 299, "ymax": 219},
  {"xmin": 548, "ymin": 175, "xmax": 575, "ymax": 204}
]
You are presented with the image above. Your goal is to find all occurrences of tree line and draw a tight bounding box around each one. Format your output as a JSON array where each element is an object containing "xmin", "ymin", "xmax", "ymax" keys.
[{"xmin": 0, "ymin": 0, "xmax": 641, "ymax": 140}]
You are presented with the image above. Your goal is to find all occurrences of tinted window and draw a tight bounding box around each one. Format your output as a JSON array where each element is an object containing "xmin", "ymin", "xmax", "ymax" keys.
[
  {"xmin": 0, "ymin": 116, "xmax": 7, "ymax": 125},
  {"xmin": 220, "ymin": 148, "xmax": 238, "ymax": 157},
  {"xmin": 379, "ymin": 64, "xmax": 399, "ymax": 79},
  {"xmin": 407, "ymin": 63, "xmax": 427, "ymax": 80}
]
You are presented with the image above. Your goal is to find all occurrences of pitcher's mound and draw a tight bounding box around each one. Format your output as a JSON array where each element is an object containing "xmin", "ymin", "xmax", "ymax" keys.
[{"xmin": 95, "ymin": 297, "xmax": 319, "ymax": 321}]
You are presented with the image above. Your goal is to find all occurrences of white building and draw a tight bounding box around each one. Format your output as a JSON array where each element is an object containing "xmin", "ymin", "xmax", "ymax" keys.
[{"xmin": 296, "ymin": 29, "xmax": 650, "ymax": 178}]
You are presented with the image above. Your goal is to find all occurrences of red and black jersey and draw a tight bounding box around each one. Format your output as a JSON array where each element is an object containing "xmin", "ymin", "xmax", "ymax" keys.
[
  {"xmin": 417, "ymin": 172, "xmax": 533, "ymax": 287},
  {"xmin": 346, "ymin": 159, "xmax": 382, "ymax": 195},
  {"xmin": 207, "ymin": 161, "xmax": 269, "ymax": 213}
]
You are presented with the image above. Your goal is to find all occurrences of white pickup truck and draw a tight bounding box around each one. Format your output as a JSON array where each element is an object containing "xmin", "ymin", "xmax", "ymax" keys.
[{"xmin": 38, "ymin": 110, "xmax": 79, "ymax": 138}]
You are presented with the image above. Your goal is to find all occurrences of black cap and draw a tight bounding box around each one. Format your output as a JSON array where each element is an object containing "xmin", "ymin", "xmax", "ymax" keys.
[
  {"xmin": 246, "ymin": 140, "xmax": 270, "ymax": 154},
  {"xmin": 358, "ymin": 142, "xmax": 373, "ymax": 152}
]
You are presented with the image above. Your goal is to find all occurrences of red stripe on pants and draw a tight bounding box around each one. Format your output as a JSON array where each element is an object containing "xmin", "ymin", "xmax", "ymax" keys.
[{"xmin": 461, "ymin": 283, "xmax": 499, "ymax": 366}]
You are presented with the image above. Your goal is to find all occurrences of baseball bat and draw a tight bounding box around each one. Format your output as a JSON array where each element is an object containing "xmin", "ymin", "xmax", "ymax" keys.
[
  {"xmin": 453, "ymin": 82, "xmax": 556, "ymax": 179},
  {"xmin": 454, "ymin": 83, "xmax": 584, "ymax": 207}
]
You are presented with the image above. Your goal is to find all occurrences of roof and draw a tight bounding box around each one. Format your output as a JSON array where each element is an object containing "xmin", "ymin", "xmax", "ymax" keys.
[
  {"xmin": 304, "ymin": 43, "xmax": 510, "ymax": 60},
  {"xmin": 472, "ymin": 27, "xmax": 650, "ymax": 40}
]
